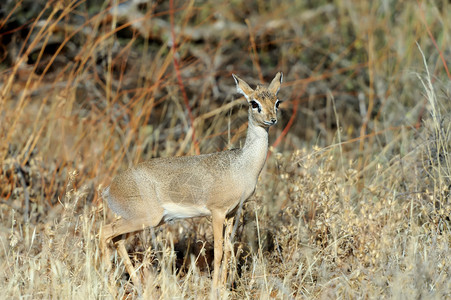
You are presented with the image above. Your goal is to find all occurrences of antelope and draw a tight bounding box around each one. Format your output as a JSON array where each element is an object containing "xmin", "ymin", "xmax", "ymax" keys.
[{"xmin": 100, "ymin": 72, "xmax": 283, "ymax": 291}]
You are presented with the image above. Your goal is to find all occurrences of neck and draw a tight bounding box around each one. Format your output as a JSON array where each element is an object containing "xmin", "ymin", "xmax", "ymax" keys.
[{"xmin": 241, "ymin": 116, "xmax": 269, "ymax": 178}]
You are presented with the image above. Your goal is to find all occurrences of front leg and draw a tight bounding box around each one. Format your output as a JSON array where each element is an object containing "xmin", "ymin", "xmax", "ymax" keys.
[
  {"xmin": 211, "ymin": 211, "xmax": 226, "ymax": 289},
  {"xmin": 221, "ymin": 217, "xmax": 234, "ymax": 286}
]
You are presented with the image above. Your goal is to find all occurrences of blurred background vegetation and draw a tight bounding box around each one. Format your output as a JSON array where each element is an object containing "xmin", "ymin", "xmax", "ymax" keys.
[{"xmin": 0, "ymin": 0, "xmax": 450, "ymax": 298}]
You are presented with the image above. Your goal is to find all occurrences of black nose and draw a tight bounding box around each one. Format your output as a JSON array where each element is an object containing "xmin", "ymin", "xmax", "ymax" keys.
[{"xmin": 270, "ymin": 118, "xmax": 277, "ymax": 124}]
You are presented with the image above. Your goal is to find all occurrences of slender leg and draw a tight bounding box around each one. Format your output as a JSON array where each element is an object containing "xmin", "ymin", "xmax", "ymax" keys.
[
  {"xmin": 99, "ymin": 226, "xmax": 118, "ymax": 299},
  {"xmin": 221, "ymin": 217, "xmax": 234, "ymax": 286},
  {"xmin": 100, "ymin": 216, "xmax": 162, "ymax": 293},
  {"xmin": 100, "ymin": 218, "xmax": 145, "ymax": 265},
  {"xmin": 99, "ymin": 224, "xmax": 114, "ymax": 271},
  {"xmin": 212, "ymin": 211, "xmax": 226, "ymax": 289},
  {"xmin": 116, "ymin": 239, "xmax": 142, "ymax": 292}
]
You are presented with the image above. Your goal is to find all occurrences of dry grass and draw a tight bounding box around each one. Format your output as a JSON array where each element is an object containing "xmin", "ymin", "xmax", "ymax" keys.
[{"xmin": 0, "ymin": 0, "xmax": 450, "ymax": 298}]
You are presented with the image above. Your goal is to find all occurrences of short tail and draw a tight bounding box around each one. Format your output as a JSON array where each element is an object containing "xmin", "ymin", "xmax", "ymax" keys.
[
  {"xmin": 101, "ymin": 186, "xmax": 125, "ymax": 218},
  {"xmin": 102, "ymin": 186, "xmax": 110, "ymax": 202}
]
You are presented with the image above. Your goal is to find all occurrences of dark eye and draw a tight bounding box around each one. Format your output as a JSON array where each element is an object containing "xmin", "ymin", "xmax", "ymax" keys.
[
  {"xmin": 275, "ymin": 100, "xmax": 282, "ymax": 109},
  {"xmin": 250, "ymin": 100, "xmax": 261, "ymax": 112}
]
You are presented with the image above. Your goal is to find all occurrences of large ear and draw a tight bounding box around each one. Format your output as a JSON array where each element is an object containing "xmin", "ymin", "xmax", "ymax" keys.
[
  {"xmin": 232, "ymin": 74, "xmax": 254, "ymax": 101},
  {"xmin": 268, "ymin": 72, "xmax": 283, "ymax": 95}
]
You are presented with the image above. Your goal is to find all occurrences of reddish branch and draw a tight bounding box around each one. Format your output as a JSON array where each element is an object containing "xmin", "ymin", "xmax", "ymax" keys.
[
  {"xmin": 272, "ymin": 88, "xmax": 299, "ymax": 149},
  {"xmin": 417, "ymin": 0, "xmax": 451, "ymax": 79},
  {"xmin": 169, "ymin": 0, "xmax": 200, "ymax": 154}
]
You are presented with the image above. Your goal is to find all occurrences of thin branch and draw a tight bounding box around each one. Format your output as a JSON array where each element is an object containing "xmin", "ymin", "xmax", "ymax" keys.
[{"xmin": 169, "ymin": 0, "xmax": 199, "ymax": 154}]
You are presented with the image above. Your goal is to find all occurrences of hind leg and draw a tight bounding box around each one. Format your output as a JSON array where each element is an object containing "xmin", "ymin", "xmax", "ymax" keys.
[
  {"xmin": 116, "ymin": 238, "xmax": 141, "ymax": 290},
  {"xmin": 100, "ymin": 215, "xmax": 163, "ymax": 292}
]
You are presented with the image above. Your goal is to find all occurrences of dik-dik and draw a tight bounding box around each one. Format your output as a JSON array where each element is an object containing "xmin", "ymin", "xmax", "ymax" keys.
[{"xmin": 100, "ymin": 72, "xmax": 283, "ymax": 290}]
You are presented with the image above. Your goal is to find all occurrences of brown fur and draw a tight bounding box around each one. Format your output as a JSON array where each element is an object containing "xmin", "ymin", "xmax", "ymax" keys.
[{"xmin": 100, "ymin": 72, "xmax": 283, "ymax": 292}]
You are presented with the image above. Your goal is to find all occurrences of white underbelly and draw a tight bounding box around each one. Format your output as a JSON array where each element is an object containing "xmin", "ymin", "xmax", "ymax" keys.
[{"xmin": 162, "ymin": 203, "xmax": 211, "ymax": 222}]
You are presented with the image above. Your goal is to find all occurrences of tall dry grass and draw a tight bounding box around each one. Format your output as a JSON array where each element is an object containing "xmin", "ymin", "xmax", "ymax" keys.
[{"xmin": 0, "ymin": 0, "xmax": 450, "ymax": 298}]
